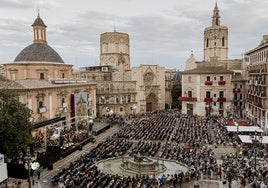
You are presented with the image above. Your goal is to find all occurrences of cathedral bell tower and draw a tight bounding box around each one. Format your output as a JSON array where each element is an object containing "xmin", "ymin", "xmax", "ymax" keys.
[
  {"xmin": 204, "ymin": 3, "xmax": 228, "ymax": 62},
  {"xmin": 100, "ymin": 30, "xmax": 130, "ymax": 71}
]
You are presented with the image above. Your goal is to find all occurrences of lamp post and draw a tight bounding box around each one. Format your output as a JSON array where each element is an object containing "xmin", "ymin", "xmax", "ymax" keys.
[
  {"xmin": 130, "ymin": 104, "xmax": 137, "ymax": 117},
  {"xmin": 234, "ymin": 121, "xmax": 239, "ymax": 142},
  {"xmin": 106, "ymin": 106, "xmax": 114, "ymax": 123},
  {"xmin": 250, "ymin": 130, "xmax": 263, "ymax": 171},
  {"xmin": 21, "ymin": 146, "xmax": 40, "ymax": 188}
]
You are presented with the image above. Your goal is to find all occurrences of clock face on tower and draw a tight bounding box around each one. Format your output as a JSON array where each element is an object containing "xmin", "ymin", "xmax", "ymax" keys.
[{"xmin": 144, "ymin": 72, "xmax": 154, "ymax": 85}]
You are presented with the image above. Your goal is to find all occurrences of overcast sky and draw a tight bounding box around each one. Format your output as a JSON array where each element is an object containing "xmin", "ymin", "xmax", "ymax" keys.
[{"xmin": 0, "ymin": 0, "xmax": 267, "ymax": 70}]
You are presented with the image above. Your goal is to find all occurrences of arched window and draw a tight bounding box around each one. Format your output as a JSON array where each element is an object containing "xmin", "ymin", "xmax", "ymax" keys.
[
  {"xmin": 39, "ymin": 101, "xmax": 43, "ymax": 108},
  {"xmin": 216, "ymin": 19, "xmax": 219, "ymax": 26},
  {"xmin": 222, "ymin": 37, "xmax": 225, "ymax": 46},
  {"xmin": 206, "ymin": 38, "xmax": 209, "ymax": 47}
]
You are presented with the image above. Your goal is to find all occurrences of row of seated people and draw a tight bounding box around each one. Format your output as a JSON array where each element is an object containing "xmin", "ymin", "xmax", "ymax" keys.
[
  {"xmin": 210, "ymin": 119, "xmax": 232, "ymax": 145},
  {"xmin": 113, "ymin": 113, "xmax": 176, "ymax": 141},
  {"xmin": 50, "ymin": 111, "xmax": 238, "ymax": 187},
  {"xmin": 127, "ymin": 141, "xmax": 162, "ymax": 158},
  {"xmin": 51, "ymin": 137, "xmax": 218, "ymax": 187},
  {"xmin": 86, "ymin": 139, "xmax": 133, "ymax": 161},
  {"xmin": 52, "ymin": 138, "xmax": 268, "ymax": 187},
  {"xmin": 115, "ymin": 113, "xmax": 232, "ymax": 148},
  {"xmin": 171, "ymin": 115, "xmax": 213, "ymax": 147},
  {"xmin": 159, "ymin": 143, "xmax": 218, "ymax": 176},
  {"xmin": 53, "ymin": 157, "xmax": 186, "ymax": 188}
]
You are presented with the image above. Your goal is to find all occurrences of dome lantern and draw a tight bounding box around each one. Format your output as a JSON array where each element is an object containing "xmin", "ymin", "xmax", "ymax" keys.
[{"xmin": 32, "ymin": 11, "xmax": 47, "ymax": 44}]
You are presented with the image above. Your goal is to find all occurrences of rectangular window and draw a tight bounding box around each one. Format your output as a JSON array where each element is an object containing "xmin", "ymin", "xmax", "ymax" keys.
[
  {"xmin": 206, "ymin": 91, "xmax": 211, "ymax": 98},
  {"xmin": 219, "ymin": 91, "xmax": 224, "ymax": 98},
  {"xmin": 206, "ymin": 76, "xmax": 211, "ymax": 81},
  {"xmin": 234, "ymin": 93, "xmax": 238, "ymax": 99},
  {"xmin": 220, "ymin": 76, "xmax": 224, "ymax": 81},
  {"xmin": 40, "ymin": 73, "xmax": 44, "ymax": 80},
  {"xmin": 188, "ymin": 91, "xmax": 192, "ymax": 98}
]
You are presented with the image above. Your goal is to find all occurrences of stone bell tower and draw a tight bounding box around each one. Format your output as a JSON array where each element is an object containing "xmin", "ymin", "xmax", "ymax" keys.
[
  {"xmin": 100, "ymin": 29, "xmax": 130, "ymax": 71},
  {"xmin": 204, "ymin": 2, "xmax": 228, "ymax": 62}
]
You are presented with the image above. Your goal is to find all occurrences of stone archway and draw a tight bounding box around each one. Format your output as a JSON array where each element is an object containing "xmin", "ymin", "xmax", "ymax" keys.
[{"xmin": 146, "ymin": 93, "xmax": 158, "ymax": 112}]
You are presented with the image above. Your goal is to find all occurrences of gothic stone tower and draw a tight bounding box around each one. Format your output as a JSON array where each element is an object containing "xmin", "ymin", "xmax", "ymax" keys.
[
  {"xmin": 204, "ymin": 3, "xmax": 228, "ymax": 62},
  {"xmin": 100, "ymin": 31, "xmax": 130, "ymax": 71}
]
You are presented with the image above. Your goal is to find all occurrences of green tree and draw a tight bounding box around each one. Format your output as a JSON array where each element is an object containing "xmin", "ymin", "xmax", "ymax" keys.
[
  {"xmin": 171, "ymin": 81, "xmax": 182, "ymax": 109},
  {"xmin": 0, "ymin": 89, "xmax": 33, "ymax": 155}
]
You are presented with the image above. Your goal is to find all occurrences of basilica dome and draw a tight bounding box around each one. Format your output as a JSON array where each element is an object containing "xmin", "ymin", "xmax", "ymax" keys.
[
  {"xmin": 14, "ymin": 43, "xmax": 64, "ymax": 63},
  {"xmin": 14, "ymin": 13, "xmax": 64, "ymax": 63}
]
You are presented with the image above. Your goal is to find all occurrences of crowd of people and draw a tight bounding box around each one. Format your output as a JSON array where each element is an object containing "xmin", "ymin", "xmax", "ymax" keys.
[
  {"xmin": 113, "ymin": 113, "xmax": 175, "ymax": 141},
  {"xmin": 221, "ymin": 150, "xmax": 268, "ymax": 187},
  {"xmin": 50, "ymin": 110, "xmax": 268, "ymax": 187},
  {"xmin": 33, "ymin": 121, "xmax": 92, "ymax": 153}
]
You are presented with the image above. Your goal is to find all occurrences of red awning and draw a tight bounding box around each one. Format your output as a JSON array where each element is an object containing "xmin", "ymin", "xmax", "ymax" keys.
[
  {"xmin": 238, "ymin": 120, "xmax": 249, "ymax": 126},
  {"xmin": 228, "ymin": 119, "xmax": 249, "ymax": 126}
]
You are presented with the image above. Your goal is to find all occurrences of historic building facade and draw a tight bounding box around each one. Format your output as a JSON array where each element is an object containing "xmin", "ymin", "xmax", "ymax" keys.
[
  {"xmin": 244, "ymin": 35, "xmax": 268, "ymax": 128},
  {"xmin": 179, "ymin": 3, "xmax": 245, "ymax": 117},
  {"xmin": 1, "ymin": 14, "xmax": 96, "ymax": 125},
  {"xmin": 181, "ymin": 62, "xmax": 233, "ymax": 116},
  {"xmin": 73, "ymin": 30, "xmax": 179, "ymax": 117}
]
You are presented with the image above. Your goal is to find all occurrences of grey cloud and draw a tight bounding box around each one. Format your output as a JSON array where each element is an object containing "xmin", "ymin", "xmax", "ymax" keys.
[{"xmin": 0, "ymin": 0, "xmax": 33, "ymax": 8}]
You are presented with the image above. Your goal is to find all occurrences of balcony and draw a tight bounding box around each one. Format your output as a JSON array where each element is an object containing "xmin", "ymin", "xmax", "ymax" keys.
[
  {"xmin": 248, "ymin": 69, "xmax": 260, "ymax": 74},
  {"xmin": 233, "ymin": 88, "xmax": 241, "ymax": 93},
  {"xmin": 204, "ymin": 98, "xmax": 213, "ymax": 102},
  {"xmin": 218, "ymin": 81, "xmax": 226, "ymax": 85},
  {"xmin": 205, "ymin": 81, "xmax": 213, "ymax": 85},
  {"xmin": 217, "ymin": 97, "xmax": 226, "ymax": 102},
  {"xmin": 248, "ymin": 100, "xmax": 264, "ymax": 108},
  {"xmin": 178, "ymin": 97, "xmax": 197, "ymax": 102}
]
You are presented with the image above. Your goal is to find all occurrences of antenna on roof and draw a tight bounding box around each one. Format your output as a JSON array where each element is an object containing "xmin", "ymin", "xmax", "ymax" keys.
[
  {"xmin": 37, "ymin": 8, "xmax": 40, "ymax": 17},
  {"xmin": 114, "ymin": 24, "xmax": 116, "ymax": 32}
]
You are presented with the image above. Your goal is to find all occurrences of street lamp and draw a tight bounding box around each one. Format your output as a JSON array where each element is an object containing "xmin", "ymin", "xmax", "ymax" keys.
[
  {"xmin": 250, "ymin": 130, "xmax": 263, "ymax": 171},
  {"xmin": 21, "ymin": 146, "xmax": 40, "ymax": 188},
  {"xmin": 130, "ymin": 104, "xmax": 137, "ymax": 116},
  {"xmin": 106, "ymin": 107, "xmax": 114, "ymax": 115},
  {"xmin": 234, "ymin": 121, "xmax": 239, "ymax": 142}
]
